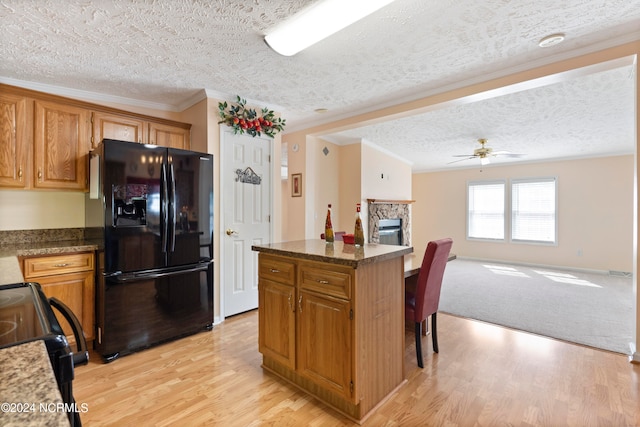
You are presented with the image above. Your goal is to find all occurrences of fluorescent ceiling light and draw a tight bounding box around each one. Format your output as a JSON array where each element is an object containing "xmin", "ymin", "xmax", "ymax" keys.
[{"xmin": 264, "ymin": 0, "xmax": 396, "ymax": 56}]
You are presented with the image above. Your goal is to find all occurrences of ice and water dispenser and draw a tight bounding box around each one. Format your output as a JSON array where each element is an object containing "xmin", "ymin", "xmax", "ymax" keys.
[{"xmin": 113, "ymin": 184, "xmax": 148, "ymax": 227}]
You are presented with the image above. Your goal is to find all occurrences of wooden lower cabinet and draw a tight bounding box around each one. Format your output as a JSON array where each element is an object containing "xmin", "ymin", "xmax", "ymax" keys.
[
  {"xmin": 21, "ymin": 252, "xmax": 95, "ymax": 344},
  {"xmin": 258, "ymin": 279, "xmax": 296, "ymax": 369},
  {"xmin": 257, "ymin": 253, "xmax": 405, "ymax": 423},
  {"xmin": 297, "ymin": 288, "xmax": 352, "ymax": 401}
]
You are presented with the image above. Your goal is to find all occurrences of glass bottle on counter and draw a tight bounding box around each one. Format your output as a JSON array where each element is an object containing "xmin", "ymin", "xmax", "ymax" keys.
[
  {"xmin": 354, "ymin": 203, "xmax": 365, "ymax": 246},
  {"xmin": 325, "ymin": 204, "xmax": 334, "ymax": 243}
]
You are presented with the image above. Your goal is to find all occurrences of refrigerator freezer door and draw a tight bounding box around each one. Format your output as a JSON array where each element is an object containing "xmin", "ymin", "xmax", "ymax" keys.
[{"xmin": 96, "ymin": 262, "xmax": 214, "ymax": 360}]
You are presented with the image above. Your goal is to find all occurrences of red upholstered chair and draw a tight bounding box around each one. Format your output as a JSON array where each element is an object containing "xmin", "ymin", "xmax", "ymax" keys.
[{"xmin": 405, "ymin": 238, "xmax": 453, "ymax": 368}]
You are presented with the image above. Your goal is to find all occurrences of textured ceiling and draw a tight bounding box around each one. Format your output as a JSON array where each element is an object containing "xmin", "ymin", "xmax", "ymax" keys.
[{"xmin": 1, "ymin": 0, "xmax": 639, "ymax": 171}]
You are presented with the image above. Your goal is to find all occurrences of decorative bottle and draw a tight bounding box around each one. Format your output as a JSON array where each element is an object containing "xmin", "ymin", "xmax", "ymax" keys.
[
  {"xmin": 325, "ymin": 204, "xmax": 334, "ymax": 243},
  {"xmin": 354, "ymin": 203, "xmax": 365, "ymax": 246}
]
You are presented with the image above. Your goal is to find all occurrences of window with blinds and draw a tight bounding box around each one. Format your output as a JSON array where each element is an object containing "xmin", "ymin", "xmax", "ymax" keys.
[
  {"xmin": 467, "ymin": 181, "xmax": 505, "ymax": 240},
  {"xmin": 511, "ymin": 178, "xmax": 557, "ymax": 243}
]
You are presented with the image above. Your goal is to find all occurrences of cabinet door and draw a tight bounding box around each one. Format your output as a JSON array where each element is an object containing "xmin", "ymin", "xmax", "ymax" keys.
[
  {"xmin": 0, "ymin": 93, "xmax": 28, "ymax": 188},
  {"xmin": 92, "ymin": 111, "xmax": 146, "ymax": 147},
  {"xmin": 297, "ymin": 289, "xmax": 353, "ymax": 402},
  {"xmin": 258, "ymin": 279, "xmax": 296, "ymax": 369},
  {"xmin": 37, "ymin": 271, "xmax": 95, "ymax": 342},
  {"xmin": 148, "ymin": 122, "xmax": 190, "ymax": 149},
  {"xmin": 34, "ymin": 100, "xmax": 90, "ymax": 190}
]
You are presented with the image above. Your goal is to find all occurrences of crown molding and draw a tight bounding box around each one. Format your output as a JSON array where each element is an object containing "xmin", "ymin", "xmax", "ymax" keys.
[{"xmin": 0, "ymin": 77, "xmax": 183, "ymax": 112}]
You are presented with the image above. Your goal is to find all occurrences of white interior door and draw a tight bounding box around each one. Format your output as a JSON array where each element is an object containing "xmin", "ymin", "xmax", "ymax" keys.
[{"xmin": 222, "ymin": 129, "xmax": 272, "ymax": 317}]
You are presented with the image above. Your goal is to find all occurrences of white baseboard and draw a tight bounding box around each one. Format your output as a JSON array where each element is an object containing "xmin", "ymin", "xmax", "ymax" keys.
[
  {"xmin": 630, "ymin": 343, "xmax": 640, "ymax": 364},
  {"xmin": 456, "ymin": 256, "xmax": 616, "ymax": 276}
]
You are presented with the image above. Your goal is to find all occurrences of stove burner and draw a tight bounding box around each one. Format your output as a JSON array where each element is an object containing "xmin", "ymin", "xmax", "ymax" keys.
[
  {"xmin": 0, "ymin": 320, "xmax": 18, "ymax": 340},
  {"xmin": 0, "ymin": 291, "xmax": 26, "ymax": 308}
]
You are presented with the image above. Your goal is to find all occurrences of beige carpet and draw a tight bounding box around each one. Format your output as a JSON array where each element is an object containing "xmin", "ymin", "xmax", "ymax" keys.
[{"xmin": 438, "ymin": 258, "xmax": 634, "ymax": 354}]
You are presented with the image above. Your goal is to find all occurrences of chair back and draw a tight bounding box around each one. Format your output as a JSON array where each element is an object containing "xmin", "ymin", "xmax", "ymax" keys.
[{"xmin": 413, "ymin": 238, "xmax": 453, "ymax": 321}]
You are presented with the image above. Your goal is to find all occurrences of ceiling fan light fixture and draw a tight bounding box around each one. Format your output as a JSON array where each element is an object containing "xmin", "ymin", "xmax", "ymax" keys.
[
  {"xmin": 538, "ymin": 33, "xmax": 565, "ymax": 48},
  {"xmin": 480, "ymin": 157, "xmax": 490, "ymax": 166},
  {"xmin": 264, "ymin": 0, "xmax": 396, "ymax": 56}
]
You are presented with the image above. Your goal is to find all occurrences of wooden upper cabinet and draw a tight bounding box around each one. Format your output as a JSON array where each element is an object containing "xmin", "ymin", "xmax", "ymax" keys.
[
  {"xmin": 0, "ymin": 93, "xmax": 28, "ymax": 188},
  {"xmin": 92, "ymin": 111, "xmax": 191, "ymax": 150},
  {"xmin": 92, "ymin": 111, "xmax": 146, "ymax": 148},
  {"xmin": 0, "ymin": 85, "xmax": 193, "ymax": 192},
  {"xmin": 34, "ymin": 100, "xmax": 90, "ymax": 190},
  {"xmin": 149, "ymin": 122, "xmax": 190, "ymax": 149}
]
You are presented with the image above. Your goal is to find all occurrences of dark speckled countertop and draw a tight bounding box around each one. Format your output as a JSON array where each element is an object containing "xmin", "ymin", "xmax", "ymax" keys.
[
  {"xmin": 0, "ymin": 239, "xmax": 100, "ymax": 258},
  {"xmin": 252, "ymin": 239, "xmax": 413, "ymax": 268},
  {"xmin": 0, "ymin": 229, "xmax": 92, "ymax": 426},
  {"xmin": 0, "ymin": 228, "xmax": 100, "ymax": 258},
  {"xmin": 0, "ymin": 228, "xmax": 100, "ymax": 287},
  {"xmin": 0, "ymin": 340, "xmax": 71, "ymax": 426}
]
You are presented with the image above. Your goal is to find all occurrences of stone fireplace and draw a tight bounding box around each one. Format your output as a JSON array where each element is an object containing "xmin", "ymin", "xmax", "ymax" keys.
[{"xmin": 367, "ymin": 199, "xmax": 413, "ymax": 246}]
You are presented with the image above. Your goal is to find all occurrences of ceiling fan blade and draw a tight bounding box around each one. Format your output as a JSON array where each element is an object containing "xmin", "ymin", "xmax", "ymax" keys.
[
  {"xmin": 452, "ymin": 154, "xmax": 477, "ymax": 157},
  {"xmin": 447, "ymin": 156, "xmax": 475, "ymax": 164},
  {"xmin": 491, "ymin": 151, "xmax": 526, "ymax": 158}
]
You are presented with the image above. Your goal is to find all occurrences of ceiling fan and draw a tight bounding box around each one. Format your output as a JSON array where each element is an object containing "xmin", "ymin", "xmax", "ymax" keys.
[{"xmin": 449, "ymin": 138, "xmax": 525, "ymax": 166}]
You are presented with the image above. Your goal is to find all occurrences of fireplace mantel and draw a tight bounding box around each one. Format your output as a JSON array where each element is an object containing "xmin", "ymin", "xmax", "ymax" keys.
[{"xmin": 367, "ymin": 199, "xmax": 415, "ymax": 204}]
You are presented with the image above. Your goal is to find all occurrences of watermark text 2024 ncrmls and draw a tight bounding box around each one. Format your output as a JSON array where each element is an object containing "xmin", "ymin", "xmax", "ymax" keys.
[
  {"xmin": 1, "ymin": 402, "xmax": 88, "ymax": 413},
  {"xmin": 41, "ymin": 402, "xmax": 89, "ymax": 413}
]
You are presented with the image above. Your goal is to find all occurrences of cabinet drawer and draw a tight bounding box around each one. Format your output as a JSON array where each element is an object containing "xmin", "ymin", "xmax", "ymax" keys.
[
  {"xmin": 258, "ymin": 254, "xmax": 296, "ymax": 285},
  {"xmin": 23, "ymin": 252, "xmax": 95, "ymax": 279},
  {"xmin": 300, "ymin": 262, "xmax": 352, "ymax": 300}
]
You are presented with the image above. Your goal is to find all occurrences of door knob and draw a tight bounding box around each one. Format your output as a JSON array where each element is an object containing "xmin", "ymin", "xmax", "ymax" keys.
[{"xmin": 226, "ymin": 229, "xmax": 238, "ymax": 236}]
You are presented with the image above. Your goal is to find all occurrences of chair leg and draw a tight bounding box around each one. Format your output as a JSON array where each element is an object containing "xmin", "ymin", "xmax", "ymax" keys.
[
  {"xmin": 415, "ymin": 321, "xmax": 424, "ymax": 368},
  {"xmin": 431, "ymin": 313, "xmax": 439, "ymax": 353}
]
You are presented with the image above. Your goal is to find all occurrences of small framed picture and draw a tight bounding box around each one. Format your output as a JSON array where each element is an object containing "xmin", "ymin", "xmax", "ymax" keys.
[{"xmin": 291, "ymin": 173, "xmax": 302, "ymax": 197}]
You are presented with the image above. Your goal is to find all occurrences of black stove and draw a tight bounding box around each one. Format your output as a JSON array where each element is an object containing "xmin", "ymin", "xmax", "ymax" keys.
[{"xmin": 0, "ymin": 282, "xmax": 88, "ymax": 426}]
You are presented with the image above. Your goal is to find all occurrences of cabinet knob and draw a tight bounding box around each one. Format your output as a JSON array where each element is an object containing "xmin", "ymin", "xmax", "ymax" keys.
[
  {"xmin": 270, "ymin": 268, "xmax": 280, "ymax": 273},
  {"xmin": 38, "ymin": 169, "xmax": 42, "ymax": 180},
  {"xmin": 53, "ymin": 263, "xmax": 69, "ymax": 268},
  {"xmin": 18, "ymin": 167, "xmax": 22, "ymax": 180},
  {"xmin": 298, "ymin": 295, "xmax": 303, "ymax": 313},
  {"xmin": 288, "ymin": 293, "xmax": 293, "ymax": 312},
  {"xmin": 317, "ymin": 280, "xmax": 330, "ymax": 285}
]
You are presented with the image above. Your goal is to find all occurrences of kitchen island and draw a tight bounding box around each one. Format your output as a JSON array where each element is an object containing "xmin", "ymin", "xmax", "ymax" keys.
[{"xmin": 252, "ymin": 240, "xmax": 413, "ymax": 423}]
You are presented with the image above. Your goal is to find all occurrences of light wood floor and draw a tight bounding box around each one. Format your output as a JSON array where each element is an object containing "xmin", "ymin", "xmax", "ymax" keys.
[{"xmin": 74, "ymin": 311, "xmax": 640, "ymax": 426}]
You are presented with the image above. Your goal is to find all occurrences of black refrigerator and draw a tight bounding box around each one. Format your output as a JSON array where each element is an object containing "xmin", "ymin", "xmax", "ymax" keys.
[{"xmin": 86, "ymin": 139, "xmax": 214, "ymax": 362}]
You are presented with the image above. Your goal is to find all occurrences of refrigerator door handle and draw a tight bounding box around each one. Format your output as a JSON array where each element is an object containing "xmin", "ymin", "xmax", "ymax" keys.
[
  {"xmin": 110, "ymin": 264, "xmax": 210, "ymax": 282},
  {"xmin": 168, "ymin": 161, "xmax": 177, "ymax": 252},
  {"xmin": 161, "ymin": 162, "xmax": 169, "ymax": 253}
]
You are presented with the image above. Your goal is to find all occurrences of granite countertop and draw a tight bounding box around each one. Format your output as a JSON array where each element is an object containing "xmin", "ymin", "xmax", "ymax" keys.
[
  {"xmin": 252, "ymin": 239, "xmax": 413, "ymax": 268},
  {"xmin": 0, "ymin": 228, "xmax": 100, "ymax": 259},
  {"xmin": 0, "ymin": 239, "xmax": 100, "ymax": 258},
  {"xmin": 0, "ymin": 340, "xmax": 70, "ymax": 427}
]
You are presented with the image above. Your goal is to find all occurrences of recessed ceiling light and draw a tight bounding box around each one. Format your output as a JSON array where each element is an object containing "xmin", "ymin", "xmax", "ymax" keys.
[
  {"xmin": 538, "ymin": 33, "xmax": 565, "ymax": 48},
  {"xmin": 314, "ymin": 108, "xmax": 328, "ymax": 113}
]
